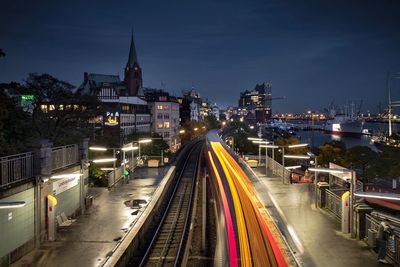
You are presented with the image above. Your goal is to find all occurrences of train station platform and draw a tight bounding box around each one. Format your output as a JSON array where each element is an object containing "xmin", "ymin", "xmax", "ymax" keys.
[
  {"xmin": 11, "ymin": 167, "xmax": 165, "ymax": 267},
  {"xmin": 250, "ymin": 167, "xmax": 392, "ymax": 267}
]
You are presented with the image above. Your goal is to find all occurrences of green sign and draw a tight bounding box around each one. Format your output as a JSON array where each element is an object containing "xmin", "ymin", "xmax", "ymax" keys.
[{"xmin": 20, "ymin": 95, "xmax": 34, "ymax": 102}]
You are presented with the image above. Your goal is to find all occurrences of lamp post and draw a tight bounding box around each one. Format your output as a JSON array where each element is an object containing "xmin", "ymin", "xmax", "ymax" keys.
[
  {"xmin": 281, "ymin": 143, "xmax": 309, "ymax": 184},
  {"xmin": 260, "ymin": 144, "xmax": 279, "ymax": 174},
  {"xmin": 307, "ymin": 151, "xmax": 318, "ymax": 189},
  {"xmin": 137, "ymin": 139, "xmax": 152, "ymax": 166},
  {"xmin": 90, "ymin": 145, "xmax": 137, "ymax": 188},
  {"xmin": 249, "ymin": 137, "xmax": 268, "ymax": 166},
  {"xmin": 283, "ymin": 154, "xmax": 311, "ymax": 184},
  {"xmin": 121, "ymin": 144, "xmax": 139, "ymax": 182}
]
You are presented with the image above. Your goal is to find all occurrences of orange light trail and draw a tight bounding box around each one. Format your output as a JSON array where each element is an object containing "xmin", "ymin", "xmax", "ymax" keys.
[
  {"xmin": 208, "ymin": 151, "xmax": 239, "ymax": 267},
  {"xmin": 210, "ymin": 141, "xmax": 288, "ymax": 267},
  {"xmin": 211, "ymin": 142, "xmax": 253, "ymax": 267}
]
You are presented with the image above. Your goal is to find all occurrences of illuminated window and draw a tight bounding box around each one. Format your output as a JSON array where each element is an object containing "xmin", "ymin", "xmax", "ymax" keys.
[
  {"xmin": 163, "ymin": 122, "xmax": 170, "ymax": 128},
  {"xmin": 41, "ymin": 105, "xmax": 48, "ymax": 113},
  {"xmin": 157, "ymin": 123, "xmax": 163, "ymax": 129},
  {"xmin": 157, "ymin": 105, "xmax": 163, "ymax": 110}
]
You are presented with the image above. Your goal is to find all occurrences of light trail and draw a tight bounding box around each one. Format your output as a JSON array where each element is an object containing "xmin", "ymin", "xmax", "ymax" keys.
[
  {"xmin": 208, "ymin": 151, "xmax": 239, "ymax": 267},
  {"xmin": 211, "ymin": 141, "xmax": 288, "ymax": 267},
  {"xmin": 217, "ymin": 144, "xmax": 286, "ymax": 265},
  {"xmin": 211, "ymin": 142, "xmax": 253, "ymax": 267}
]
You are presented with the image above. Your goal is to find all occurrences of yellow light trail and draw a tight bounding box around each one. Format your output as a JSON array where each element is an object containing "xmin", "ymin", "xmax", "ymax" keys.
[
  {"xmin": 215, "ymin": 143, "xmax": 274, "ymax": 266},
  {"xmin": 212, "ymin": 142, "xmax": 287, "ymax": 267},
  {"xmin": 211, "ymin": 142, "xmax": 253, "ymax": 267}
]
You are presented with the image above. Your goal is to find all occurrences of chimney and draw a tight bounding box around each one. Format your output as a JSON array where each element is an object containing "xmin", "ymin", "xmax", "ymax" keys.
[{"xmin": 84, "ymin": 72, "xmax": 89, "ymax": 83}]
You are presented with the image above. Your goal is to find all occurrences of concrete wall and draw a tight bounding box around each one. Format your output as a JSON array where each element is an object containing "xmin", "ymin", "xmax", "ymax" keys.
[
  {"xmin": 0, "ymin": 187, "xmax": 35, "ymax": 265},
  {"xmin": 55, "ymin": 180, "xmax": 80, "ymax": 217}
]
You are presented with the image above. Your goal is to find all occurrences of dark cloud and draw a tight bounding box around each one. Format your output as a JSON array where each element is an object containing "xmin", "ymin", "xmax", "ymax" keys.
[{"xmin": 1, "ymin": 0, "xmax": 400, "ymax": 112}]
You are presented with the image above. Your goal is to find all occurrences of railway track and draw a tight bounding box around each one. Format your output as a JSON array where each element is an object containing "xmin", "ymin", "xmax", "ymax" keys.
[{"xmin": 139, "ymin": 141, "xmax": 203, "ymax": 267}]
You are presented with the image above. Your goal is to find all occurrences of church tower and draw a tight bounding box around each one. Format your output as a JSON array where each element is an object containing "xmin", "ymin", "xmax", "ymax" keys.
[{"xmin": 124, "ymin": 33, "xmax": 142, "ymax": 96}]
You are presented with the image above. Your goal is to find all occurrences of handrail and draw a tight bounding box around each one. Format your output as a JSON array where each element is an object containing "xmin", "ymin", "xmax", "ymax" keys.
[{"xmin": 0, "ymin": 152, "xmax": 34, "ymax": 186}]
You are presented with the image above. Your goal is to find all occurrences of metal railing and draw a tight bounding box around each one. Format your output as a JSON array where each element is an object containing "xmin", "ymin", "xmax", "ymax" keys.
[
  {"xmin": 51, "ymin": 144, "xmax": 79, "ymax": 171},
  {"xmin": 107, "ymin": 158, "xmax": 138, "ymax": 187},
  {"xmin": 325, "ymin": 189, "xmax": 342, "ymax": 219},
  {"xmin": 244, "ymin": 155, "xmax": 291, "ymax": 182},
  {"xmin": 366, "ymin": 214, "xmax": 400, "ymax": 264},
  {"xmin": 0, "ymin": 152, "xmax": 34, "ymax": 186}
]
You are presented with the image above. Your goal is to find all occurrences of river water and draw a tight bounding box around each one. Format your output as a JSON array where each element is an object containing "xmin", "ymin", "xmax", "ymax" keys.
[{"xmin": 294, "ymin": 121, "xmax": 399, "ymax": 150}]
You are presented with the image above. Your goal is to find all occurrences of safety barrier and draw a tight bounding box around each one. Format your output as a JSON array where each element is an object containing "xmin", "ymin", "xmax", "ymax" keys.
[
  {"xmin": 107, "ymin": 158, "xmax": 137, "ymax": 187},
  {"xmin": 51, "ymin": 145, "xmax": 79, "ymax": 171},
  {"xmin": 244, "ymin": 155, "xmax": 291, "ymax": 182},
  {"xmin": 325, "ymin": 189, "xmax": 342, "ymax": 219},
  {"xmin": 365, "ymin": 213, "xmax": 400, "ymax": 265},
  {"xmin": 0, "ymin": 152, "xmax": 34, "ymax": 186}
]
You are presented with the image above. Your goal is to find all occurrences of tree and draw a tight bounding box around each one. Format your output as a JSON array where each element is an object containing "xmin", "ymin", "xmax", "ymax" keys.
[
  {"xmin": 0, "ymin": 73, "xmax": 102, "ymax": 155},
  {"xmin": 366, "ymin": 146, "xmax": 400, "ymax": 179},
  {"xmin": 274, "ymin": 137, "xmax": 308, "ymax": 164},
  {"xmin": 180, "ymin": 120, "xmax": 208, "ymax": 142},
  {"xmin": 204, "ymin": 114, "xmax": 218, "ymax": 129},
  {"xmin": 345, "ymin": 146, "xmax": 377, "ymax": 176},
  {"xmin": 125, "ymin": 132, "xmax": 169, "ymax": 157},
  {"xmin": 0, "ymin": 87, "xmax": 35, "ymax": 155},
  {"xmin": 20, "ymin": 73, "xmax": 103, "ymax": 146},
  {"xmin": 316, "ymin": 142, "xmax": 347, "ymax": 168}
]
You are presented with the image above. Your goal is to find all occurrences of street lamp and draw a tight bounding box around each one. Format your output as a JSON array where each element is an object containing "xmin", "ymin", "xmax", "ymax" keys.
[
  {"xmin": 308, "ymin": 167, "xmax": 356, "ymax": 236},
  {"xmin": 283, "ymin": 155, "xmax": 311, "ymax": 159},
  {"xmin": 137, "ymin": 139, "xmax": 152, "ymax": 165},
  {"xmin": 280, "ymin": 143, "xmax": 309, "ymax": 184},
  {"xmin": 249, "ymin": 137, "xmax": 268, "ymax": 164},
  {"xmin": 260, "ymin": 144, "xmax": 279, "ymax": 172},
  {"xmin": 89, "ymin": 146, "xmax": 107, "ymax": 151},
  {"xmin": 92, "ymin": 158, "xmax": 117, "ymax": 163},
  {"xmin": 50, "ymin": 173, "xmax": 83, "ymax": 179},
  {"xmin": 0, "ymin": 201, "xmax": 26, "ymax": 209}
]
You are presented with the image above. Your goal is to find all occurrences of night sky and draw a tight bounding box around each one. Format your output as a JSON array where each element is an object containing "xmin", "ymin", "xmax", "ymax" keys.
[{"xmin": 1, "ymin": 0, "xmax": 400, "ymax": 113}]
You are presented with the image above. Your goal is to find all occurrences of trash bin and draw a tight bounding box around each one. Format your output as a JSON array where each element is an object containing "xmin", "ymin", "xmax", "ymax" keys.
[{"xmin": 85, "ymin": 195, "xmax": 93, "ymax": 209}]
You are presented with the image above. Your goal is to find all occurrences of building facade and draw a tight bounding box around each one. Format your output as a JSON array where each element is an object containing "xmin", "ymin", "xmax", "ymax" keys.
[
  {"xmin": 238, "ymin": 82, "xmax": 272, "ymax": 124},
  {"xmin": 144, "ymin": 88, "xmax": 180, "ymax": 152},
  {"xmin": 211, "ymin": 103, "xmax": 220, "ymax": 121},
  {"xmin": 78, "ymin": 33, "xmax": 150, "ymax": 146}
]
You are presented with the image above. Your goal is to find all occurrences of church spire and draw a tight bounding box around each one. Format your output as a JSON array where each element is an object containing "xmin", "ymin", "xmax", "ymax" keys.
[
  {"xmin": 126, "ymin": 31, "xmax": 138, "ymax": 68},
  {"xmin": 124, "ymin": 31, "xmax": 142, "ymax": 96}
]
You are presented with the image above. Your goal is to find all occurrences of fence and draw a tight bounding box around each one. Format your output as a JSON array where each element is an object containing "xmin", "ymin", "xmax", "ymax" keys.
[
  {"xmin": 366, "ymin": 214, "xmax": 400, "ymax": 264},
  {"xmin": 107, "ymin": 158, "xmax": 138, "ymax": 187},
  {"xmin": 0, "ymin": 152, "xmax": 34, "ymax": 186},
  {"xmin": 1, "ymin": 144, "xmax": 81, "ymax": 187},
  {"xmin": 51, "ymin": 145, "xmax": 79, "ymax": 171},
  {"xmin": 325, "ymin": 189, "xmax": 343, "ymax": 219},
  {"xmin": 244, "ymin": 155, "xmax": 291, "ymax": 183}
]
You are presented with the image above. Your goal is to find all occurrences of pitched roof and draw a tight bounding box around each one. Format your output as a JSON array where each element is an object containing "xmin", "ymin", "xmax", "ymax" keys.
[
  {"xmin": 77, "ymin": 73, "xmax": 121, "ymax": 95},
  {"xmin": 88, "ymin": 73, "xmax": 121, "ymax": 85},
  {"xmin": 126, "ymin": 32, "xmax": 138, "ymax": 68}
]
